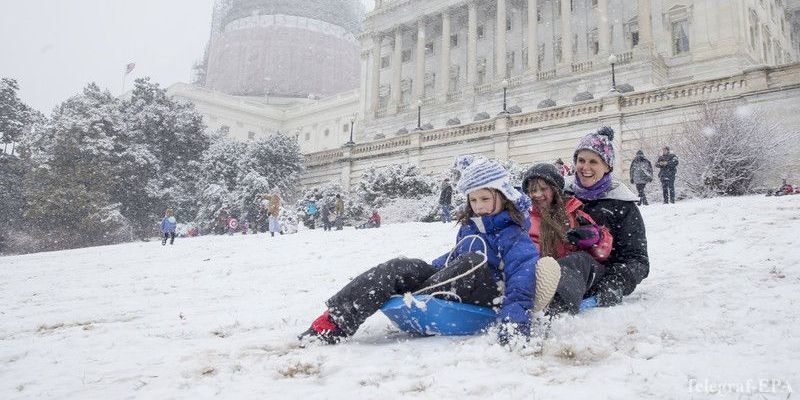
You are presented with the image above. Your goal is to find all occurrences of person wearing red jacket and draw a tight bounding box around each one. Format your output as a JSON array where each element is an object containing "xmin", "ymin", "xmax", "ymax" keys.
[{"xmin": 522, "ymin": 163, "xmax": 613, "ymax": 314}]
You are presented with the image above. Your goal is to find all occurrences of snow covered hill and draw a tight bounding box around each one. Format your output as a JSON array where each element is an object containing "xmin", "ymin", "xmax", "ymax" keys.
[{"xmin": 1, "ymin": 195, "xmax": 798, "ymax": 399}]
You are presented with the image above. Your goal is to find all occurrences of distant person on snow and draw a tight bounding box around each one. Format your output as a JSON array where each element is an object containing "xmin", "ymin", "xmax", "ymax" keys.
[
  {"xmin": 299, "ymin": 156, "xmax": 561, "ymax": 346},
  {"xmin": 657, "ymin": 146, "xmax": 679, "ymax": 204},
  {"xmin": 629, "ymin": 150, "xmax": 654, "ymax": 206},
  {"xmin": 356, "ymin": 210, "xmax": 381, "ymax": 229},
  {"xmin": 268, "ymin": 193, "xmax": 282, "ymax": 236},
  {"xmin": 160, "ymin": 208, "xmax": 177, "ymax": 246}
]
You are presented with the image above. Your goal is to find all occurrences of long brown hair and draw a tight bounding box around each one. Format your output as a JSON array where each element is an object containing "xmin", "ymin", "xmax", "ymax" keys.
[
  {"xmin": 456, "ymin": 188, "xmax": 526, "ymax": 226},
  {"xmin": 529, "ymin": 178, "xmax": 570, "ymax": 258}
]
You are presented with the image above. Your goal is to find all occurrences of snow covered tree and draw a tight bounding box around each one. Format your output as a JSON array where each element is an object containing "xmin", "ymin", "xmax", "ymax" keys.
[
  {"xmin": 354, "ymin": 163, "xmax": 436, "ymax": 207},
  {"xmin": 21, "ymin": 83, "xmax": 134, "ymax": 250},
  {"xmin": 672, "ymin": 103, "xmax": 797, "ymax": 197},
  {"xmin": 0, "ymin": 153, "xmax": 29, "ymax": 253},
  {"xmin": 0, "ymin": 78, "xmax": 32, "ymax": 155},
  {"xmin": 119, "ymin": 77, "xmax": 210, "ymax": 232}
]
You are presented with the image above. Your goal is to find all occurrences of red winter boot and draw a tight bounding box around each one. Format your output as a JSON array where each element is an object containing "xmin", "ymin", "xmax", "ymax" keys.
[{"xmin": 298, "ymin": 310, "xmax": 347, "ymax": 345}]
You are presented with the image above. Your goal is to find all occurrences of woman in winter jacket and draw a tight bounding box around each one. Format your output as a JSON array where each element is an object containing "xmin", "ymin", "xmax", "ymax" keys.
[
  {"xmin": 299, "ymin": 157, "xmax": 560, "ymax": 345},
  {"xmin": 566, "ymin": 127, "xmax": 650, "ymax": 308},
  {"xmin": 629, "ymin": 150, "xmax": 654, "ymax": 205},
  {"xmin": 522, "ymin": 163, "xmax": 613, "ymax": 313}
]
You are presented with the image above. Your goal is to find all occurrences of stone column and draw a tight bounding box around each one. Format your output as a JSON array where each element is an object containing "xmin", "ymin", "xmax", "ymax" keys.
[
  {"xmin": 467, "ymin": 1, "xmax": 478, "ymax": 86},
  {"xmin": 414, "ymin": 20, "xmax": 426, "ymax": 101},
  {"xmin": 496, "ymin": 0, "xmax": 508, "ymax": 79},
  {"xmin": 560, "ymin": 0, "xmax": 573, "ymax": 67},
  {"xmin": 370, "ymin": 35, "xmax": 382, "ymax": 115},
  {"xmin": 439, "ymin": 11, "xmax": 452, "ymax": 99},
  {"xmin": 637, "ymin": 0, "xmax": 653, "ymax": 47},
  {"xmin": 527, "ymin": 0, "xmax": 538, "ymax": 71},
  {"xmin": 597, "ymin": 0, "xmax": 610, "ymax": 56},
  {"xmin": 390, "ymin": 27, "xmax": 402, "ymax": 112}
]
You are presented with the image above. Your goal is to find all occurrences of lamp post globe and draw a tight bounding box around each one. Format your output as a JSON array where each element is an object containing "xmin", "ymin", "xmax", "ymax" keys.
[{"xmin": 608, "ymin": 54, "xmax": 619, "ymax": 93}]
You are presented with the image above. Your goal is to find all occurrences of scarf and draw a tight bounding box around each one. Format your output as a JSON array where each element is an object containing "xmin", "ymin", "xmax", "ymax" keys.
[{"xmin": 573, "ymin": 173, "xmax": 612, "ymax": 201}]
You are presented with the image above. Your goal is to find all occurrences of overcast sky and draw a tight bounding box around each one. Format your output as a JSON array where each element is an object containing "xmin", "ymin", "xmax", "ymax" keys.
[{"xmin": 0, "ymin": 0, "xmax": 375, "ymax": 114}]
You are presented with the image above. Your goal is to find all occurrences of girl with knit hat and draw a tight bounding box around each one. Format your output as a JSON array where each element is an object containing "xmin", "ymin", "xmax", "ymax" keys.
[
  {"xmin": 299, "ymin": 156, "xmax": 560, "ymax": 345},
  {"xmin": 522, "ymin": 163, "xmax": 613, "ymax": 314},
  {"xmin": 566, "ymin": 127, "xmax": 650, "ymax": 307}
]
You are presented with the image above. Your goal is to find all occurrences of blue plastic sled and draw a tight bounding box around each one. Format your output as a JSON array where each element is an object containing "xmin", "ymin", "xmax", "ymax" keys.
[
  {"xmin": 381, "ymin": 295, "xmax": 600, "ymax": 336},
  {"xmin": 380, "ymin": 295, "xmax": 496, "ymax": 336}
]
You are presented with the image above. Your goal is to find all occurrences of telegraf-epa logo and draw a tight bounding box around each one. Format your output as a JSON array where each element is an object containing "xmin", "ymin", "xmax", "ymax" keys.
[{"xmin": 687, "ymin": 377, "xmax": 793, "ymax": 397}]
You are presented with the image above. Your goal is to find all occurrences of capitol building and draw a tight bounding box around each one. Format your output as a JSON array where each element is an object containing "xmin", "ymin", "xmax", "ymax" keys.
[{"xmin": 169, "ymin": 0, "xmax": 800, "ymax": 188}]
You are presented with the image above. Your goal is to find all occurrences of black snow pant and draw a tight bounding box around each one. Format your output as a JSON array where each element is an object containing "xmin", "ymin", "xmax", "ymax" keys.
[
  {"xmin": 162, "ymin": 231, "xmax": 175, "ymax": 245},
  {"xmin": 326, "ymin": 252, "xmax": 500, "ymax": 336},
  {"xmin": 661, "ymin": 178, "xmax": 676, "ymax": 203},
  {"xmin": 635, "ymin": 183, "xmax": 649, "ymax": 205},
  {"xmin": 549, "ymin": 251, "xmax": 605, "ymax": 314}
]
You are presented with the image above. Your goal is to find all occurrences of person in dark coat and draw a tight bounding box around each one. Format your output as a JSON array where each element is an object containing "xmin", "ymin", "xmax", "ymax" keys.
[
  {"xmin": 298, "ymin": 157, "xmax": 557, "ymax": 346},
  {"xmin": 656, "ymin": 146, "xmax": 679, "ymax": 204},
  {"xmin": 629, "ymin": 150, "xmax": 654, "ymax": 206},
  {"xmin": 565, "ymin": 127, "xmax": 650, "ymax": 308},
  {"xmin": 438, "ymin": 178, "xmax": 453, "ymax": 223}
]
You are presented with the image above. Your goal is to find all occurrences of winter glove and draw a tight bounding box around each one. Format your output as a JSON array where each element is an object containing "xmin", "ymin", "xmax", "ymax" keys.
[{"xmin": 566, "ymin": 215, "xmax": 601, "ymax": 249}]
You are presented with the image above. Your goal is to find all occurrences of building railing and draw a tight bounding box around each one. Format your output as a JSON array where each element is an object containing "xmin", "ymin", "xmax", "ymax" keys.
[
  {"xmin": 421, "ymin": 120, "xmax": 496, "ymax": 143},
  {"xmin": 621, "ymin": 76, "xmax": 747, "ymax": 108},
  {"xmin": 571, "ymin": 60, "xmax": 594, "ymax": 73},
  {"xmin": 508, "ymin": 101, "xmax": 605, "ymax": 127},
  {"xmin": 351, "ymin": 136, "xmax": 412, "ymax": 156},
  {"xmin": 536, "ymin": 69, "xmax": 556, "ymax": 80}
]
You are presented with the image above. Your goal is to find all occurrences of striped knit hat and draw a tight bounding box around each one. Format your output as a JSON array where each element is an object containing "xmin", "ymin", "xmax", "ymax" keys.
[{"xmin": 456, "ymin": 155, "xmax": 531, "ymax": 212}]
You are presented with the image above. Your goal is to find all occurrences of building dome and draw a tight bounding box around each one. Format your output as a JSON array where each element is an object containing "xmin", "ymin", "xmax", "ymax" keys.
[{"xmin": 203, "ymin": 0, "xmax": 365, "ymax": 98}]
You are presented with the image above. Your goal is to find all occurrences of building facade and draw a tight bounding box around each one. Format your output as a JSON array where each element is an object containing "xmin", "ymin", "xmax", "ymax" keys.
[
  {"xmin": 358, "ymin": 0, "xmax": 798, "ymax": 139},
  {"xmin": 201, "ymin": 0, "xmax": 364, "ymax": 98}
]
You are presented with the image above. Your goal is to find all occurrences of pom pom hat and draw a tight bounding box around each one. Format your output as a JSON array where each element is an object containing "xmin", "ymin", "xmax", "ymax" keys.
[
  {"xmin": 573, "ymin": 126, "xmax": 616, "ymax": 171},
  {"xmin": 456, "ymin": 155, "xmax": 532, "ymax": 212}
]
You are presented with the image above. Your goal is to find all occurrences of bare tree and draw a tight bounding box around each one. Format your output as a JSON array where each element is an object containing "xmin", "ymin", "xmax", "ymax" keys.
[{"xmin": 671, "ymin": 102, "xmax": 797, "ymax": 197}]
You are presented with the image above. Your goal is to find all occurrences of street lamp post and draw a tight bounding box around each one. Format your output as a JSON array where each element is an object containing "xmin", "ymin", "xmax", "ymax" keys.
[
  {"xmin": 608, "ymin": 54, "xmax": 619, "ymax": 93},
  {"xmin": 415, "ymin": 99, "xmax": 423, "ymax": 130},
  {"xmin": 500, "ymin": 79, "xmax": 509, "ymax": 114},
  {"xmin": 345, "ymin": 112, "xmax": 357, "ymax": 146}
]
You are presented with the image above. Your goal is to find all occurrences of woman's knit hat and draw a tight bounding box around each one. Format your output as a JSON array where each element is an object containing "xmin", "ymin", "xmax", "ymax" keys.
[
  {"xmin": 456, "ymin": 155, "xmax": 531, "ymax": 212},
  {"xmin": 573, "ymin": 126, "xmax": 616, "ymax": 170},
  {"xmin": 522, "ymin": 163, "xmax": 565, "ymax": 194}
]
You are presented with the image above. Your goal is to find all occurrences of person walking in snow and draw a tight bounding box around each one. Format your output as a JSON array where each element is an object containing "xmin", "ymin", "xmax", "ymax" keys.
[
  {"xmin": 268, "ymin": 193, "xmax": 281, "ymax": 236},
  {"xmin": 298, "ymin": 157, "xmax": 561, "ymax": 346},
  {"xmin": 215, "ymin": 208, "xmax": 229, "ymax": 235},
  {"xmin": 629, "ymin": 150, "xmax": 654, "ymax": 206},
  {"xmin": 304, "ymin": 198, "xmax": 318, "ymax": 229},
  {"xmin": 160, "ymin": 208, "xmax": 177, "ymax": 246},
  {"xmin": 334, "ymin": 194, "xmax": 345, "ymax": 230},
  {"xmin": 566, "ymin": 127, "xmax": 650, "ymax": 307},
  {"xmin": 438, "ymin": 177, "xmax": 453, "ymax": 223},
  {"xmin": 657, "ymin": 146, "xmax": 679, "ymax": 204},
  {"xmin": 522, "ymin": 163, "xmax": 613, "ymax": 314}
]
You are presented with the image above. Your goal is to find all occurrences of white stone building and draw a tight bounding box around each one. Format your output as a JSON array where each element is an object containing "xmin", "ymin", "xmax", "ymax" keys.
[{"xmin": 358, "ymin": 0, "xmax": 799, "ymax": 139}]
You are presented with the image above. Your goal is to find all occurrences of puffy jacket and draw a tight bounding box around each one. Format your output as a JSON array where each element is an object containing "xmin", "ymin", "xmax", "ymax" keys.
[
  {"xmin": 629, "ymin": 151, "xmax": 653, "ymax": 185},
  {"xmin": 657, "ymin": 153, "xmax": 679, "ymax": 180},
  {"xmin": 160, "ymin": 216, "xmax": 177, "ymax": 233},
  {"xmin": 567, "ymin": 178, "xmax": 650, "ymax": 306},
  {"xmin": 528, "ymin": 197, "xmax": 612, "ymax": 262},
  {"xmin": 431, "ymin": 210, "xmax": 539, "ymax": 326}
]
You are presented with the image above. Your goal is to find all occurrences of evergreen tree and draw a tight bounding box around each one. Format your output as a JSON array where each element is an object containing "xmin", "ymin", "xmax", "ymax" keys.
[
  {"xmin": 118, "ymin": 77, "xmax": 210, "ymax": 233},
  {"xmin": 21, "ymin": 83, "xmax": 133, "ymax": 250},
  {"xmin": 0, "ymin": 78, "xmax": 32, "ymax": 155}
]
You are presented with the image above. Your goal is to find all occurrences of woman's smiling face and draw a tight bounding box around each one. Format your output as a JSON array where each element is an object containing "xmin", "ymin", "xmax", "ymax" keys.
[{"xmin": 575, "ymin": 150, "xmax": 611, "ymax": 187}]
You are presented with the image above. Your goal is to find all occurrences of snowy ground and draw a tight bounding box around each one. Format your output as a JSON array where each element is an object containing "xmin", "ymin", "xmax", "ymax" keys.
[{"xmin": 1, "ymin": 195, "xmax": 799, "ymax": 399}]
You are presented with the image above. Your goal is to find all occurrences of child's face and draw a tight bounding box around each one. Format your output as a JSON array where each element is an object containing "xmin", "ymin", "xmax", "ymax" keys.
[
  {"xmin": 469, "ymin": 188, "xmax": 502, "ymax": 216},
  {"xmin": 528, "ymin": 180, "xmax": 554, "ymax": 210}
]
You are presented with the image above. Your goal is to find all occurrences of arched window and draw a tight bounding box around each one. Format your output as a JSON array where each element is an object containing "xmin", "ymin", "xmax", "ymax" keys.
[{"xmin": 668, "ymin": 6, "xmax": 691, "ymax": 55}]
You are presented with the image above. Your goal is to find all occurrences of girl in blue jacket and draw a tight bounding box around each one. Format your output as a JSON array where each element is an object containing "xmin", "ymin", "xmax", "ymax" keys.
[
  {"xmin": 299, "ymin": 157, "xmax": 559, "ymax": 345},
  {"xmin": 160, "ymin": 208, "xmax": 177, "ymax": 246}
]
